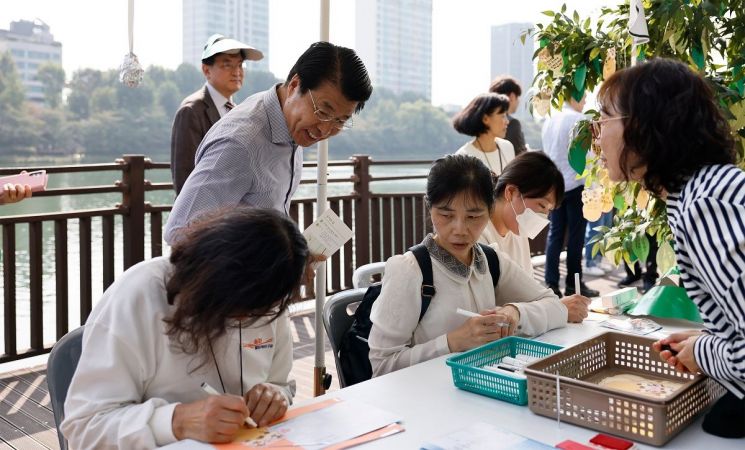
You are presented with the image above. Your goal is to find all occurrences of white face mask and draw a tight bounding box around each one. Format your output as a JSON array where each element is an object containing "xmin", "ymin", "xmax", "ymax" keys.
[{"xmin": 510, "ymin": 193, "xmax": 550, "ymax": 239}]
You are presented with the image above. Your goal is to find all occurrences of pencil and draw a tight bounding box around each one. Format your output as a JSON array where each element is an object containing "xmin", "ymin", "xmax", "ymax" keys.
[{"xmin": 201, "ymin": 382, "xmax": 258, "ymax": 428}]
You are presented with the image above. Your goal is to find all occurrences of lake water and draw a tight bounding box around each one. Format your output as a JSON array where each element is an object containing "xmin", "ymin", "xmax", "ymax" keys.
[{"xmin": 0, "ymin": 154, "xmax": 429, "ymax": 351}]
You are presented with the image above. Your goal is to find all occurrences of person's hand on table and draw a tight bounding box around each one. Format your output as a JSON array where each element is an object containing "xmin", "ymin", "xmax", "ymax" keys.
[
  {"xmin": 447, "ymin": 305, "xmax": 519, "ymax": 352},
  {"xmin": 653, "ymin": 330, "xmax": 703, "ymax": 374},
  {"xmin": 560, "ymin": 294, "xmax": 591, "ymax": 323},
  {"xmin": 244, "ymin": 383, "xmax": 288, "ymax": 427},
  {"xmin": 172, "ymin": 394, "xmax": 249, "ymax": 443},
  {"xmin": 0, "ymin": 183, "xmax": 32, "ymax": 205}
]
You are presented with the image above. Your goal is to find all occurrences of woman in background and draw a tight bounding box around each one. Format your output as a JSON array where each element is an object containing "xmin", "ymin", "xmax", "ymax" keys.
[{"xmin": 453, "ymin": 93, "xmax": 515, "ymax": 175}]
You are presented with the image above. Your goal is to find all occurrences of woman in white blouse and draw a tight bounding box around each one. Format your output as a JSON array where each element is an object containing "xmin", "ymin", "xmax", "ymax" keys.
[
  {"xmin": 453, "ymin": 93, "xmax": 515, "ymax": 176},
  {"xmin": 368, "ymin": 155, "xmax": 568, "ymax": 377}
]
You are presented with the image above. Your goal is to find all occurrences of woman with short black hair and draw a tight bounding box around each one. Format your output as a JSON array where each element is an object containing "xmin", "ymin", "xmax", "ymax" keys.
[
  {"xmin": 368, "ymin": 155, "xmax": 568, "ymax": 377},
  {"xmin": 62, "ymin": 208, "xmax": 309, "ymax": 448},
  {"xmin": 453, "ymin": 93, "xmax": 515, "ymax": 175},
  {"xmin": 596, "ymin": 57, "xmax": 744, "ymax": 438}
]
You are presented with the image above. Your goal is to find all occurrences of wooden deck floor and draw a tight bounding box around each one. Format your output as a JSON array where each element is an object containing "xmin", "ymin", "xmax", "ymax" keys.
[{"xmin": 0, "ymin": 264, "xmax": 626, "ymax": 449}]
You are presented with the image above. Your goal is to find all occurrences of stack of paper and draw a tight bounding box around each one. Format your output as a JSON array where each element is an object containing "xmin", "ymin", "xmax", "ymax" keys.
[{"xmin": 216, "ymin": 398, "xmax": 403, "ymax": 450}]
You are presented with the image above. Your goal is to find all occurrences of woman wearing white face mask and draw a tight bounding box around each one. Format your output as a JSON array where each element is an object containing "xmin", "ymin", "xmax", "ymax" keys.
[{"xmin": 480, "ymin": 152, "xmax": 591, "ymax": 323}]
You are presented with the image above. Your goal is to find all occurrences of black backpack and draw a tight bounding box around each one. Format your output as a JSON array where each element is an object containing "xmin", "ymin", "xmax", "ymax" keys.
[{"xmin": 338, "ymin": 243, "xmax": 500, "ymax": 386}]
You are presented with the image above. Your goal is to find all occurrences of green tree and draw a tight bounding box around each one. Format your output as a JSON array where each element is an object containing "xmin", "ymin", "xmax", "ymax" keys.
[
  {"xmin": 0, "ymin": 51, "xmax": 25, "ymax": 109},
  {"xmin": 146, "ymin": 65, "xmax": 170, "ymax": 85},
  {"xmin": 36, "ymin": 62, "xmax": 65, "ymax": 108},
  {"xmin": 234, "ymin": 70, "xmax": 282, "ymax": 103},
  {"xmin": 67, "ymin": 68, "xmax": 105, "ymax": 119},
  {"xmin": 0, "ymin": 51, "xmax": 39, "ymax": 155},
  {"xmin": 157, "ymin": 81, "xmax": 181, "ymax": 117},
  {"xmin": 115, "ymin": 81, "xmax": 154, "ymax": 112},
  {"xmin": 90, "ymin": 86, "xmax": 117, "ymax": 112},
  {"xmin": 173, "ymin": 63, "xmax": 203, "ymax": 97},
  {"xmin": 532, "ymin": 0, "xmax": 745, "ymax": 271}
]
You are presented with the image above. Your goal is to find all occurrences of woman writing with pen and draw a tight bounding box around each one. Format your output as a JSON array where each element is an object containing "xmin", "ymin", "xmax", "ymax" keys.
[
  {"xmin": 368, "ymin": 155, "xmax": 569, "ymax": 377},
  {"xmin": 61, "ymin": 208, "xmax": 308, "ymax": 449}
]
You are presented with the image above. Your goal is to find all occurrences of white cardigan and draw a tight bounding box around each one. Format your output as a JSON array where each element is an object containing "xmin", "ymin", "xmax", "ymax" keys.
[
  {"xmin": 61, "ymin": 257, "xmax": 294, "ymax": 449},
  {"xmin": 368, "ymin": 237, "xmax": 567, "ymax": 376}
]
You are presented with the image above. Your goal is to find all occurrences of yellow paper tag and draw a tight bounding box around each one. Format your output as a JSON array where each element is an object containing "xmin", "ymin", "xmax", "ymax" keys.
[
  {"xmin": 636, "ymin": 188, "xmax": 650, "ymax": 210},
  {"xmin": 583, "ymin": 201, "xmax": 603, "ymax": 221},
  {"xmin": 603, "ymin": 48, "xmax": 616, "ymax": 80},
  {"xmin": 601, "ymin": 192, "xmax": 614, "ymax": 213}
]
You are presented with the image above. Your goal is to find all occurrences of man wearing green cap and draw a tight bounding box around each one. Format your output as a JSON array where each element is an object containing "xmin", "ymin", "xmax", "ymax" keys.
[{"xmin": 170, "ymin": 34, "xmax": 263, "ymax": 194}]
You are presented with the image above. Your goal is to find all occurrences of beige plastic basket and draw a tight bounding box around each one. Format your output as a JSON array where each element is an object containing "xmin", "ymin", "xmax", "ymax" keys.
[{"xmin": 524, "ymin": 332, "xmax": 725, "ymax": 446}]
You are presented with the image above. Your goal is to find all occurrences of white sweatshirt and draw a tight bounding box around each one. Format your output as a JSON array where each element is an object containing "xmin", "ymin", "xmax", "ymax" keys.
[
  {"xmin": 60, "ymin": 256, "xmax": 294, "ymax": 450},
  {"xmin": 480, "ymin": 221, "xmax": 534, "ymax": 277},
  {"xmin": 368, "ymin": 236, "xmax": 567, "ymax": 376}
]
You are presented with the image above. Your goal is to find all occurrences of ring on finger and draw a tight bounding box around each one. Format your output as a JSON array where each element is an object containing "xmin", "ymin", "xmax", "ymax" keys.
[{"xmin": 496, "ymin": 322, "xmax": 510, "ymax": 327}]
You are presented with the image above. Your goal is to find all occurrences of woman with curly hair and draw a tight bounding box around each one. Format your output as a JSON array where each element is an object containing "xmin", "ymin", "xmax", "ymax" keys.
[
  {"xmin": 595, "ymin": 58, "xmax": 745, "ymax": 437},
  {"xmin": 62, "ymin": 208, "xmax": 308, "ymax": 448}
]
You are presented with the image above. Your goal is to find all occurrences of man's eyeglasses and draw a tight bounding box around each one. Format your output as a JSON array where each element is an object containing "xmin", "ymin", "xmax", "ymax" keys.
[
  {"xmin": 308, "ymin": 90, "xmax": 354, "ymax": 130},
  {"xmin": 217, "ymin": 61, "xmax": 244, "ymax": 72}
]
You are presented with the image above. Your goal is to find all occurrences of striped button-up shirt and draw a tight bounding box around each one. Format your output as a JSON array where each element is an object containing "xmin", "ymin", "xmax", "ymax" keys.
[
  {"xmin": 165, "ymin": 84, "xmax": 301, "ymax": 244},
  {"xmin": 666, "ymin": 164, "xmax": 745, "ymax": 398}
]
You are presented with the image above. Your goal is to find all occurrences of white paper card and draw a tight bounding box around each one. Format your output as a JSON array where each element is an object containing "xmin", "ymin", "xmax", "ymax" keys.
[
  {"xmin": 270, "ymin": 400, "xmax": 400, "ymax": 450},
  {"xmin": 302, "ymin": 208, "xmax": 353, "ymax": 258},
  {"xmin": 421, "ymin": 422, "xmax": 553, "ymax": 449}
]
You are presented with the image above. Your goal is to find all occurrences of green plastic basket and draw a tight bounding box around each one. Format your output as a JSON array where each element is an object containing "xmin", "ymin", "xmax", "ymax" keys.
[{"xmin": 446, "ymin": 336, "xmax": 563, "ymax": 405}]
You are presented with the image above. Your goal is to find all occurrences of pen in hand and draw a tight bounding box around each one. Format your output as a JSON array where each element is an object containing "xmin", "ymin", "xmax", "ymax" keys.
[{"xmin": 201, "ymin": 382, "xmax": 258, "ymax": 428}]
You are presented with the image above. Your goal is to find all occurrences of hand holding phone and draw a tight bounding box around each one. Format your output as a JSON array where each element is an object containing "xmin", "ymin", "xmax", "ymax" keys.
[{"xmin": 0, "ymin": 170, "xmax": 48, "ymax": 193}]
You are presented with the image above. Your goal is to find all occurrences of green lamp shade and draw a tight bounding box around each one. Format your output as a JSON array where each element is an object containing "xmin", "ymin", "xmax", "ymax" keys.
[{"xmin": 628, "ymin": 286, "xmax": 702, "ymax": 323}]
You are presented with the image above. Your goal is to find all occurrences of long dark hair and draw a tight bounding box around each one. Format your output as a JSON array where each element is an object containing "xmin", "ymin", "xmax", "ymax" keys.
[
  {"xmin": 494, "ymin": 152, "xmax": 565, "ymax": 205},
  {"xmin": 427, "ymin": 154, "xmax": 495, "ymax": 211},
  {"xmin": 452, "ymin": 93, "xmax": 510, "ymax": 137},
  {"xmin": 164, "ymin": 207, "xmax": 308, "ymax": 357},
  {"xmin": 598, "ymin": 58, "xmax": 735, "ymax": 196}
]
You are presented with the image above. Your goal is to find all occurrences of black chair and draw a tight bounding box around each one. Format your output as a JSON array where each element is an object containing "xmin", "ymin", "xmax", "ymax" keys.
[
  {"xmin": 322, "ymin": 288, "xmax": 367, "ymax": 388},
  {"xmin": 46, "ymin": 326, "xmax": 84, "ymax": 450}
]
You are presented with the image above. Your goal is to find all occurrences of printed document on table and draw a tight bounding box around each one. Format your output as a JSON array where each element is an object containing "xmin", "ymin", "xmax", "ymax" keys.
[
  {"xmin": 421, "ymin": 422, "xmax": 554, "ymax": 450},
  {"xmin": 302, "ymin": 208, "xmax": 353, "ymax": 258},
  {"xmin": 214, "ymin": 398, "xmax": 403, "ymax": 450}
]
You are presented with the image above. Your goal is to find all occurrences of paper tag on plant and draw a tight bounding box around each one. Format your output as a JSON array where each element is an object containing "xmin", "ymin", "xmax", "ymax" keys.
[{"xmin": 583, "ymin": 201, "xmax": 603, "ymax": 221}]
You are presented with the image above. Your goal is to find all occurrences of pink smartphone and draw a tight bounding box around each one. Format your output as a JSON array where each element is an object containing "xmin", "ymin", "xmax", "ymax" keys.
[{"xmin": 0, "ymin": 170, "xmax": 48, "ymax": 193}]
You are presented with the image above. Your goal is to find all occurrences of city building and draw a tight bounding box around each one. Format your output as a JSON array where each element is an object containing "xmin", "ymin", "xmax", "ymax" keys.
[
  {"xmin": 182, "ymin": 0, "xmax": 269, "ymax": 71},
  {"xmin": 355, "ymin": 0, "xmax": 432, "ymax": 101},
  {"xmin": 490, "ymin": 22, "xmax": 534, "ymax": 118},
  {"xmin": 0, "ymin": 19, "xmax": 62, "ymax": 104}
]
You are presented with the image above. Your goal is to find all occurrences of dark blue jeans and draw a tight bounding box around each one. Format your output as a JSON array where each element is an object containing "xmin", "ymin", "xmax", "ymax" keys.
[{"xmin": 545, "ymin": 186, "xmax": 586, "ymax": 287}]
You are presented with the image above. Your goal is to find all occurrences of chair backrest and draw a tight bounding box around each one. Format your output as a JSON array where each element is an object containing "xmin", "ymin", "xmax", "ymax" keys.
[
  {"xmin": 352, "ymin": 262, "xmax": 386, "ymax": 289},
  {"xmin": 322, "ymin": 288, "xmax": 367, "ymax": 388},
  {"xmin": 47, "ymin": 326, "xmax": 84, "ymax": 450}
]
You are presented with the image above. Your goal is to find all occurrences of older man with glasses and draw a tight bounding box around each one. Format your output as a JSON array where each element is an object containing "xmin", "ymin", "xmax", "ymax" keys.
[
  {"xmin": 165, "ymin": 41, "xmax": 372, "ymax": 245},
  {"xmin": 170, "ymin": 34, "xmax": 264, "ymax": 195}
]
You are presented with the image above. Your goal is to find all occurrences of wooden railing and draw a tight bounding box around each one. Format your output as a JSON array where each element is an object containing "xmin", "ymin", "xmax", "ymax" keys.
[{"xmin": 0, "ymin": 154, "xmax": 548, "ymax": 363}]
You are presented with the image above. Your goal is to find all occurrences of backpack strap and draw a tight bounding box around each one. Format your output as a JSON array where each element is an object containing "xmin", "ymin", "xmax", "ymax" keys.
[
  {"xmin": 409, "ymin": 244, "xmax": 436, "ymax": 322},
  {"xmin": 478, "ymin": 243, "xmax": 500, "ymax": 287}
]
